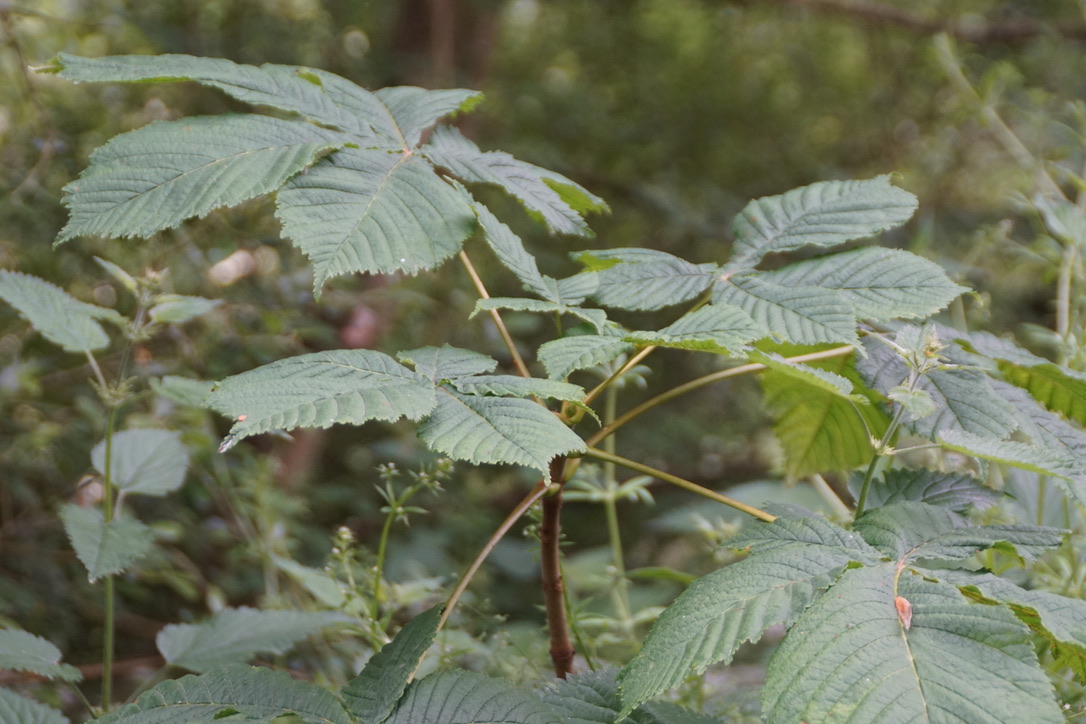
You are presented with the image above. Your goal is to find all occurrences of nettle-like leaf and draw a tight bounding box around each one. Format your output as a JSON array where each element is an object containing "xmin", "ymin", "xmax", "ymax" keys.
[
  {"xmin": 206, "ymin": 349, "xmax": 438, "ymax": 449},
  {"xmin": 0, "ymin": 629, "xmax": 81, "ymax": 683},
  {"xmin": 759, "ymin": 246, "xmax": 967, "ymax": 321},
  {"xmin": 761, "ymin": 564, "xmax": 1062, "ymax": 723},
  {"xmin": 384, "ymin": 669, "xmax": 561, "ymax": 724},
  {"xmin": 618, "ymin": 516, "xmax": 878, "ymax": 715},
  {"xmin": 156, "ymin": 607, "xmax": 350, "ymax": 672},
  {"xmin": 714, "ymin": 275, "xmax": 857, "ymax": 345},
  {"xmin": 544, "ymin": 668, "xmax": 717, "ymax": 724},
  {"xmin": 0, "ymin": 270, "xmax": 124, "ymax": 353},
  {"xmin": 342, "ymin": 605, "xmax": 442, "ymax": 724},
  {"xmin": 425, "ymin": 125, "xmax": 606, "ymax": 236},
  {"xmin": 939, "ymin": 429, "xmax": 1082, "ymax": 480},
  {"xmin": 575, "ymin": 248, "xmax": 717, "ymax": 312},
  {"xmin": 91, "ymin": 429, "xmax": 189, "ymax": 496},
  {"xmin": 59, "ymin": 504, "xmax": 154, "ymax": 583},
  {"xmin": 0, "ymin": 689, "xmax": 68, "ymax": 724},
  {"xmin": 847, "ymin": 468, "xmax": 1002, "ymax": 513},
  {"xmin": 623, "ymin": 304, "xmax": 761, "ymax": 355},
  {"xmin": 729, "ymin": 175, "xmax": 918, "ymax": 270},
  {"xmin": 93, "ymin": 664, "xmax": 353, "ymax": 724},
  {"xmin": 538, "ymin": 335, "xmax": 635, "ymax": 380}
]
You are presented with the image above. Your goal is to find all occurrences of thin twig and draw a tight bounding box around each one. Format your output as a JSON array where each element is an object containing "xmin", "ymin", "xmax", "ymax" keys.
[{"xmin": 458, "ymin": 251, "xmax": 532, "ymax": 378}]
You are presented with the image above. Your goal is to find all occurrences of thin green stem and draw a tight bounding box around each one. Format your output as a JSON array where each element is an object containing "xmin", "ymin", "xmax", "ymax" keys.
[
  {"xmin": 1057, "ymin": 244, "xmax": 1078, "ymax": 365},
  {"xmin": 584, "ymin": 448, "xmax": 776, "ymax": 523},
  {"xmin": 600, "ymin": 386, "xmax": 632, "ymax": 628},
  {"xmin": 854, "ymin": 394, "xmax": 909, "ymax": 519},
  {"xmin": 458, "ymin": 250, "xmax": 532, "ymax": 378},
  {"xmin": 371, "ymin": 512, "xmax": 396, "ymax": 625},
  {"xmin": 583, "ymin": 346, "xmax": 656, "ymax": 407},
  {"xmin": 100, "ymin": 404, "xmax": 118, "ymax": 711}
]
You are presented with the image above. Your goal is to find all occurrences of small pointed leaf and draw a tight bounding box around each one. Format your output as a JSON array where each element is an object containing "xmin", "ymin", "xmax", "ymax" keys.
[
  {"xmin": 385, "ymin": 670, "xmax": 561, "ymax": 724},
  {"xmin": 448, "ymin": 375, "xmax": 585, "ymax": 403},
  {"xmin": 475, "ymin": 202, "xmax": 551, "ymax": 298},
  {"xmin": 576, "ymin": 249, "xmax": 717, "ymax": 311},
  {"xmin": 714, "ymin": 275, "xmax": 857, "ymax": 345},
  {"xmin": 474, "ymin": 298, "xmax": 610, "ymax": 333},
  {"xmin": 91, "ymin": 429, "xmax": 189, "ymax": 496},
  {"xmin": 0, "ymin": 630, "xmax": 81, "ymax": 682},
  {"xmin": 59, "ymin": 504, "xmax": 154, "ymax": 582},
  {"xmin": 148, "ymin": 295, "xmax": 221, "ymax": 324},
  {"xmin": 0, "ymin": 270, "xmax": 123, "ymax": 353},
  {"xmin": 623, "ymin": 304, "xmax": 761, "ymax": 354},
  {"xmin": 537, "ymin": 335, "xmax": 634, "ymax": 380}
]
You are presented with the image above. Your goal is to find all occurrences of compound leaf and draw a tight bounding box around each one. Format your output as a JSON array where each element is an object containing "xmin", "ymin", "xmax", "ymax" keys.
[
  {"xmin": 730, "ymin": 176, "xmax": 918, "ymax": 269},
  {"xmin": 0, "ymin": 630, "xmax": 81, "ymax": 683},
  {"xmin": 385, "ymin": 669, "xmax": 561, "ymax": 724},
  {"xmin": 156, "ymin": 608, "xmax": 350, "ymax": 673},
  {"xmin": 0, "ymin": 689, "xmax": 68, "ymax": 724},
  {"xmin": 576, "ymin": 248, "xmax": 717, "ymax": 311},
  {"xmin": 94, "ymin": 664, "xmax": 353, "ymax": 724},
  {"xmin": 714, "ymin": 275, "xmax": 857, "ymax": 345},
  {"xmin": 91, "ymin": 429, "xmax": 189, "ymax": 497},
  {"xmin": 538, "ymin": 335, "xmax": 634, "ymax": 380},
  {"xmin": 0, "ymin": 270, "xmax": 123, "ymax": 353},
  {"xmin": 206, "ymin": 349, "xmax": 437, "ymax": 449},
  {"xmin": 59, "ymin": 505, "xmax": 154, "ymax": 583}
]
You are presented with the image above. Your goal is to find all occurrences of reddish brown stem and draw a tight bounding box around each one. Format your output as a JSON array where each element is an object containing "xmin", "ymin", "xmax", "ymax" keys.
[{"xmin": 541, "ymin": 457, "xmax": 574, "ymax": 678}]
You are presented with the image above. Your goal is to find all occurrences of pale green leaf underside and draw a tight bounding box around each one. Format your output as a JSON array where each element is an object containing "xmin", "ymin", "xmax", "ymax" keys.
[
  {"xmin": 623, "ymin": 304, "xmax": 761, "ymax": 355},
  {"xmin": 730, "ymin": 176, "xmax": 918, "ymax": 269},
  {"xmin": 148, "ymin": 295, "xmax": 221, "ymax": 324},
  {"xmin": 0, "ymin": 629, "xmax": 81, "ymax": 683},
  {"xmin": 374, "ymin": 86, "xmax": 483, "ymax": 148},
  {"xmin": 206, "ymin": 349, "xmax": 437, "ymax": 445},
  {"xmin": 397, "ymin": 344, "xmax": 497, "ymax": 382},
  {"xmin": 94, "ymin": 664, "xmax": 353, "ymax": 724},
  {"xmin": 475, "ymin": 201, "xmax": 552, "ymax": 298},
  {"xmin": 386, "ymin": 670, "xmax": 561, "ymax": 724},
  {"xmin": 763, "ymin": 565, "xmax": 1061, "ymax": 723},
  {"xmin": 58, "ymin": 115, "xmax": 340, "ymax": 243},
  {"xmin": 848, "ymin": 468, "xmax": 1001, "ymax": 513},
  {"xmin": 714, "ymin": 275, "xmax": 857, "ymax": 345},
  {"xmin": 939, "ymin": 429, "xmax": 1081, "ymax": 479},
  {"xmin": 277, "ymin": 147, "xmax": 477, "ymax": 289},
  {"xmin": 0, "ymin": 270, "xmax": 123, "ymax": 353},
  {"xmin": 577, "ymin": 248, "xmax": 717, "ymax": 311},
  {"xmin": 538, "ymin": 335, "xmax": 634, "ymax": 380},
  {"xmin": 91, "ymin": 429, "xmax": 189, "ymax": 496},
  {"xmin": 760, "ymin": 246, "xmax": 966, "ymax": 321},
  {"xmin": 426, "ymin": 126, "xmax": 601, "ymax": 236},
  {"xmin": 59, "ymin": 504, "xmax": 154, "ymax": 582},
  {"xmin": 342, "ymin": 605, "xmax": 442, "ymax": 724},
  {"xmin": 0, "ymin": 689, "xmax": 68, "ymax": 724},
  {"xmin": 449, "ymin": 374, "xmax": 585, "ymax": 403},
  {"xmin": 418, "ymin": 389, "xmax": 585, "ymax": 476},
  {"xmin": 156, "ymin": 607, "xmax": 350, "ymax": 672}
]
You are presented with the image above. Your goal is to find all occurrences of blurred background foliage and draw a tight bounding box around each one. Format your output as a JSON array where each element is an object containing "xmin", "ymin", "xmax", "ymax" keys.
[{"xmin": 4, "ymin": 0, "xmax": 1086, "ymax": 715}]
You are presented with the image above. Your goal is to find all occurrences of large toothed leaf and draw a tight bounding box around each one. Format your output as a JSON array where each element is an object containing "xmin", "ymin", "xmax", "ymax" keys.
[
  {"xmin": 425, "ymin": 126, "xmax": 605, "ymax": 236},
  {"xmin": 538, "ymin": 335, "xmax": 635, "ymax": 380},
  {"xmin": 762, "ymin": 564, "xmax": 1061, "ymax": 723},
  {"xmin": 374, "ymin": 86, "xmax": 483, "ymax": 148},
  {"xmin": 576, "ymin": 248, "xmax": 717, "ymax": 311},
  {"xmin": 847, "ymin": 468, "xmax": 1002, "ymax": 513},
  {"xmin": 58, "ymin": 115, "xmax": 340, "ymax": 243},
  {"xmin": 618, "ymin": 525, "xmax": 864, "ymax": 715},
  {"xmin": 417, "ymin": 388, "xmax": 584, "ymax": 477},
  {"xmin": 343, "ymin": 605, "xmax": 443, "ymax": 724},
  {"xmin": 759, "ymin": 247, "xmax": 966, "ymax": 321},
  {"xmin": 0, "ymin": 630, "xmax": 81, "ymax": 683},
  {"xmin": 623, "ymin": 304, "xmax": 761, "ymax": 354},
  {"xmin": 277, "ymin": 147, "xmax": 477, "ymax": 289},
  {"xmin": 0, "ymin": 270, "xmax": 123, "ymax": 353},
  {"xmin": 91, "ymin": 429, "xmax": 189, "ymax": 497},
  {"xmin": 396, "ymin": 344, "xmax": 497, "ymax": 382},
  {"xmin": 730, "ymin": 176, "xmax": 918, "ymax": 269},
  {"xmin": 714, "ymin": 275, "xmax": 857, "ymax": 345},
  {"xmin": 386, "ymin": 670, "xmax": 561, "ymax": 724},
  {"xmin": 0, "ymin": 690, "xmax": 68, "ymax": 724},
  {"xmin": 206, "ymin": 349, "xmax": 437, "ymax": 447},
  {"xmin": 156, "ymin": 607, "xmax": 350, "ymax": 673},
  {"xmin": 94, "ymin": 664, "xmax": 353, "ymax": 724},
  {"xmin": 59, "ymin": 504, "xmax": 154, "ymax": 582}
]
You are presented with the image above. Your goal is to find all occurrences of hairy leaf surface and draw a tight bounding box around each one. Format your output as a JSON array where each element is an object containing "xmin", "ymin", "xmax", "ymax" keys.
[
  {"xmin": 475, "ymin": 202, "xmax": 552, "ymax": 298},
  {"xmin": 385, "ymin": 670, "xmax": 561, "ymax": 724},
  {"xmin": 91, "ymin": 429, "xmax": 189, "ymax": 496},
  {"xmin": 0, "ymin": 689, "xmax": 68, "ymax": 724},
  {"xmin": 730, "ymin": 176, "xmax": 918, "ymax": 269},
  {"xmin": 397, "ymin": 344, "xmax": 497, "ymax": 382},
  {"xmin": 156, "ymin": 607, "xmax": 350, "ymax": 672},
  {"xmin": 576, "ymin": 248, "xmax": 717, "ymax": 311},
  {"xmin": 59, "ymin": 505, "xmax": 154, "ymax": 583},
  {"xmin": 0, "ymin": 630, "xmax": 81, "ymax": 683},
  {"xmin": 374, "ymin": 86, "xmax": 483, "ymax": 148},
  {"xmin": 93, "ymin": 664, "xmax": 353, "ymax": 724},
  {"xmin": 848, "ymin": 468, "xmax": 1002, "ymax": 512},
  {"xmin": 538, "ymin": 335, "xmax": 635, "ymax": 380},
  {"xmin": 0, "ymin": 270, "xmax": 123, "ymax": 352},
  {"xmin": 714, "ymin": 275, "xmax": 857, "ymax": 345}
]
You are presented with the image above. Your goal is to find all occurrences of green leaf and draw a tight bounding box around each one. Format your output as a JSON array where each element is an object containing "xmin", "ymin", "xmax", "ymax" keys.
[
  {"xmin": 425, "ymin": 126, "xmax": 604, "ymax": 236},
  {"xmin": 714, "ymin": 275, "xmax": 857, "ymax": 345},
  {"xmin": 726, "ymin": 514, "xmax": 882, "ymax": 559},
  {"xmin": 847, "ymin": 468, "xmax": 1002, "ymax": 513},
  {"xmin": 747, "ymin": 349, "xmax": 857, "ymax": 398},
  {"xmin": 417, "ymin": 388, "xmax": 585, "ymax": 477},
  {"xmin": 374, "ymin": 86, "xmax": 483, "ymax": 148},
  {"xmin": 730, "ymin": 176, "xmax": 918, "ymax": 269},
  {"xmin": 148, "ymin": 295, "xmax": 221, "ymax": 324},
  {"xmin": 0, "ymin": 689, "xmax": 68, "ymax": 724},
  {"xmin": 759, "ymin": 246, "xmax": 966, "ymax": 321},
  {"xmin": 576, "ymin": 248, "xmax": 717, "ymax": 311},
  {"xmin": 761, "ymin": 565, "xmax": 1061, "ymax": 723},
  {"xmin": 448, "ymin": 375, "xmax": 585, "ymax": 403},
  {"xmin": 342, "ymin": 605, "xmax": 443, "ymax": 724},
  {"xmin": 152, "ymin": 375, "xmax": 215, "ymax": 406},
  {"xmin": 760, "ymin": 351, "xmax": 889, "ymax": 477},
  {"xmin": 991, "ymin": 381, "xmax": 1086, "ymax": 493},
  {"xmin": 58, "ymin": 115, "xmax": 340, "ymax": 243},
  {"xmin": 206, "ymin": 349, "xmax": 437, "ymax": 450},
  {"xmin": 618, "ymin": 528, "xmax": 865, "ymax": 715},
  {"xmin": 385, "ymin": 669, "xmax": 561, "ymax": 724},
  {"xmin": 94, "ymin": 664, "xmax": 354, "ymax": 724},
  {"xmin": 91, "ymin": 429, "xmax": 189, "ymax": 496},
  {"xmin": 0, "ymin": 270, "xmax": 123, "ymax": 353},
  {"xmin": 623, "ymin": 304, "xmax": 761, "ymax": 355},
  {"xmin": 0, "ymin": 629, "xmax": 81, "ymax": 682},
  {"xmin": 475, "ymin": 201, "xmax": 552, "ymax": 298},
  {"xmin": 276, "ymin": 147, "xmax": 477, "ymax": 289},
  {"xmin": 59, "ymin": 504, "xmax": 154, "ymax": 582},
  {"xmin": 543, "ymin": 668, "xmax": 714, "ymax": 724},
  {"xmin": 537, "ymin": 335, "xmax": 635, "ymax": 380},
  {"xmin": 474, "ymin": 297, "xmax": 609, "ymax": 333},
  {"xmin": 939, "ymin": 429, "xmax": 1081, "ymax": 480},
  {"xmin": 156, "ymin": 607, "xmax": 350, "ymax": 672},
  {"xmin": 271, "ymin": 555, "xmax": 347, "ymax": 608},
  {"xmin": 854, "ymin": 501, "xmax": 1064, "ymax": 562},
  {"xmin": 1000, "ymin": 360, "xmax": 1086, "ymax": 426},
  {"xmin": 397, "ymin": 344, "xmax": 497, "ymax": 382}
]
